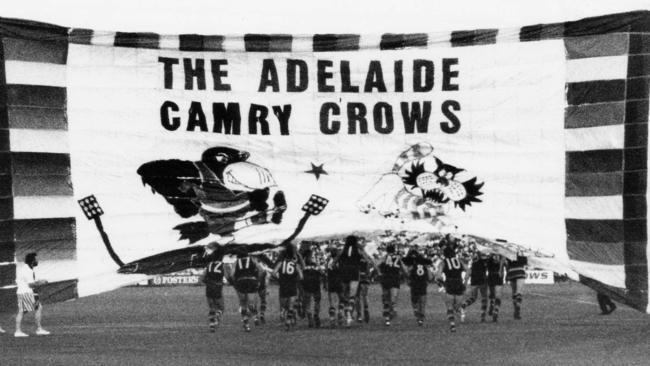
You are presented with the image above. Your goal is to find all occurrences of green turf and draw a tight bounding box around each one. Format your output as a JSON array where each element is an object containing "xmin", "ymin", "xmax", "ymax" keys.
[{"xmin": 2, "ymin": 282, "xmax": 649, "ymax": 365}]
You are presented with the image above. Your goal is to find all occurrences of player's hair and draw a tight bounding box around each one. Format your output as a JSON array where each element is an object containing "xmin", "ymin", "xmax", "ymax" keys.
[
  {"xmin": 25, "ymin": 252, "xmax": 37, "ymax": 264},
  {"xmin": 386, "ymin": 244, "xmax": 396, "ymax": 254},
  {"xmin": 443, "ymin": 246, "xmax": 456, "ymax": 258},
  {"xmin": 284, "ymin": 243, "xmax": 297, "ymax": 260},
  {"xmin": 342, "ymin": 235, "xmax": 359, "ymax": 256}
]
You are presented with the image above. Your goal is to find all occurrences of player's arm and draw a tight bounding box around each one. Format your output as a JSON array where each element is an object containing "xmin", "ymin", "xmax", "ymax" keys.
[
  {"xmin": 296, "ymin": 265, "xmax": 304, "ymax": 281},
  {"xmin": 272, "ymin": 261, "xmax": 282, "ymax": 278}
]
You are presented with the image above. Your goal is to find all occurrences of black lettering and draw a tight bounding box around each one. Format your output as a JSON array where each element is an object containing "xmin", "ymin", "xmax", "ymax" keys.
[
  {"xmin": 340, "ymin": 61, "xmax": 359, "ymax": 93},
  {"xmin": 347, "ymin": 103, "xmax": 368, "ymax": 134},
  {"xmin": 187, "ymin": 101, "xmax": 208, "ymax": 132},
  {"xmin": 160, "ymin": 101, "xmax": 180, "ymax": 130},
  {"xmin": 158, "ymin": 57, "xmax": 179, "ymax": 89},
  {"xmin": 413, "ymin": 60, "xmax": 434, "ymax": 92},
  {"xmin": 212, "ymin": 103, "xmax": 241, "ymax": 135},
  {"xmin": 183, "ymin": 58, "xmax": 206, "ymax": 90},
  {"xmin": 248, "ymin": 104, "xmax": 270, "ymax": 135},
  {"xmin": 442, "ymin": 58, "xmax": 459, "ymax": 91},
  {"xmin": 401, "ymin": 101, "xmax": 431, "ymax": 134},
  {"xmin": 272, "ymin": 105, "xmax": 292, "ymax": 135},
  {"xmin": 319, "ymin": 103, "xmax": 340, "ymax": 134},
  {"xmin": 258, "ymin": 59, "xmax": 280, "ymax": 92},
  {"xmin": 210, "ymin": 60, "xmax": 231, "ymax": 91},
  {"xmin": 440, "ymin": 100, "xmax": 461, "ymax": 134},
  {"xmin": 394, "ymin": 60, "xmax": 403, "ymax": 92},
  {"xmin": 317, "ymin": 60, "xmax": 335, "ymax": 92},
  {"xmin": 373, "ymin": 102, "xmax": 394, "ymax": 134},
  {"xmin": 364, "ymin": 61, "xmax": 387, "ymax": 92},
  {"xmin": 287, "ymin": 59, "xmax": 308, "ymax": 92}
]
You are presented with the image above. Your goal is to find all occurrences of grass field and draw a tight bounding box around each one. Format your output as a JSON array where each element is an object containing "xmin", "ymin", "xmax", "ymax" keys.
[{"xmin": 2, "ymin": 282, "xmax": 649, "ymax": 366}]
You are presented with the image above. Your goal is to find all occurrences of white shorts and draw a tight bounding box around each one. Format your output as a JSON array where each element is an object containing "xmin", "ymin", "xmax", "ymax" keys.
[{"xmin": 17, "ymin": 293, "xmax": 40, "ymax": 313}]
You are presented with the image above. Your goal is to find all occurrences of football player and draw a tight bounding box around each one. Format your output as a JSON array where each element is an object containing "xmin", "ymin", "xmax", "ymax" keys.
[
  {"xmin": 200, "ymin": 246, "xmax": 227, "ymax": 332},
  {"xmin": 506, "ymin": 252, "xmax": 528, "ymax": 319},
  {"xmin": 379, "ymin": 243, "xmax": 407, "ymax": 326},
  {"xmin": 325, "ymin": 247, "xmax": 344, "ymax": 327},
  {"xmin": 336, "ymin": 236, "xmax": 376, "ymax": 327},
  {"xmin": 273, "ymin": 244, "xmax": 303, "ymax": 331},
  {"xmin": 302, "ymin": 247, "xmax": 324, "ymax": 328},
  {"xmin": 460, "ymin": 251, "xmax": 489, "ymax": 322},
  {"xmin": 404, "ymin": 248, "xmax": 433, "ymax": 326},
  {"xmin": 233, "ymin": 250, "xmax": 263, "ymax": 332},
  {"xmin": 436, "ymin": 246, "xmax": 468, "ymax": 332}
]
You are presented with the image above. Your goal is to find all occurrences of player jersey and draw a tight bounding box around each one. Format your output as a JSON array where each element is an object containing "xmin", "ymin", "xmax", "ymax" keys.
[
  {"xmin": 409, "ymin": 257, "xmax": 432, "ymax": 287},
  {"xmin": 339, "ymin": 245, "xmax": 363, "ymax": 266},
  {"xmin": 234, "ymin": 256, "xmax": 257, "ymax": 280},
  {"xmin": 326, "ymin": 258, "xmax": 341, "ymax": 286},
  {"xmin": 204, "ymin": 260, "xmax": 224, "ymax": 287},
  {"xmin": 442, "ymin": 255, "xmax": 464, "ymax": 280},
  {"xmin": 359, "ymin": 259, "xmax": 371, "ymax": 284},
  {"xmin": 469, "ymin": 257, "xmax": 488, "ymax": 284},
  {"xmin": 487, "ymin": 256, "xmax": 503, "ymax": 277},
  {"xmin": 278, "ymin": 259, "xmax": 299, "ymax": 284},
  {"xmin": 380, "ymin": 254, "xmax": 403, "ymax": 280}
]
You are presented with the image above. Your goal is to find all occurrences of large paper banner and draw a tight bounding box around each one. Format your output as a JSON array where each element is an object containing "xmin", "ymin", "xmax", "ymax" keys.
[{"xmin": 0, "ymin": 11, "xmax": 648, "ymax": 313}]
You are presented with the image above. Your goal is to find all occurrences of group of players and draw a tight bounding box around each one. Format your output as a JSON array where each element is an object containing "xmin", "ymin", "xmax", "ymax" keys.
[{"xmin": 199, "ymin": 235, "xmax": 528, "ymax": 333}]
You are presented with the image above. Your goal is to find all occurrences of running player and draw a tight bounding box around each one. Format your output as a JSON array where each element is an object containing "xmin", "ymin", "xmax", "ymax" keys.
[
  {"xmin": 233, "ymin": 250, "xmax": 263, "ymax": 332},
  {"xmin": 506, "ymin": 252, "xmax": 528, "ymax": 319},
  {"xmin": 379, "ymin": 243, "xmax": 407, "ymax": 326},
  {"xmin": 436, "ymin": 246, "xmax": 468, "ymax": 332},
  {"xmin": 460, "ymin": 251, "xmax": 489, "ymax": 322},
  {"xmin": 336, "ymin": 236, "xmax": 376, "ymax": 327},
  {"xmin": 273, "ymin": 244, "xmax": 303, "ymax": 331},
  {"xmin": 326, "ymin": 247, "xmax": 345, "ymax": 328},
  {"xmin": 302, "ymin": 247, "xmax": 324, "ymax": 328},
  {"xmin": 404, "ymin": 248, "xmax": 433, "ymax": 326},
  {"xmin": 200, "ymin": 246, "xmax": 227, "ymax": 332},
  {"xmin": 486, "ymin": 253, "xmax": 505, "ymax": 321}
]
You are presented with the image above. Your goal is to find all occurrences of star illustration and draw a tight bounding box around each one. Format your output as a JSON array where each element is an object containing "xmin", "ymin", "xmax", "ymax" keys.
[{"xmin": 305, "ymin": 163, "xmax": 328, "ymax": 180}]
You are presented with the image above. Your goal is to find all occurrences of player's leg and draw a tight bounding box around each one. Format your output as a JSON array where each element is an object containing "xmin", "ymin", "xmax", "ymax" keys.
[
  {"xmin": 258, "ymin": 276, "xmax": 268, "ymax": 324},
  {"xmin": 305, "ymin": 291, "xmax": 315, "ymax": 327},
  {"xmin": 345, "ymin": 280, "xmax": 358, "ymax": 327},
  {"xmin": 492, "ymin": 285, "xmax": 502, "ymax": 321},
  {"xmin": 238, "ymin": 292, "xmax": 251, "ymax": 332},
  {"xmin": 445, "ymin": 293, "xmax": 456, "ymax": 332},
  {"xmin": 389, "ymin": 287, "xmax": 399, "ymax": 320},
  {"xmin": 337, "ymin": 291, "xmax": 345, "ymax": 326},
  {"xmin": 15, "ymin": 308, "xmax": 24, "ymax": 336},
  {"xmin": 461, "ymin": 286, "xmax": 479, "ymax": 310},
  {"xmin": 479, "ymin": 285, "xmax": 488, "ymax": 322},
  {"xmin": 208, "ymin": 297, "xmax": 218, "ymax": 332},
  {"xmin": 360, "ymin": 283, "xmax": 370, "ymax": 323},
  {"xmin": 512, "ymin": 279, "xmax": 524, "ymax": 319},
  {"xmin": 410, "ymin": 290, "xmax": 418, "ymax": 321},
  {"xmin": 354, "ymin": 284, "xmax": 362, "ymax": 322},
  {"xmin": 313, "ymin": 289, "xmax": 322, "ymax": 327},
  {"xmin": 327, "ymin": 291, "xmax": 337, "ymax": 327},
  {"xmin": 381, "ymin": 286, "xmax": 391, "ymax": 325},
  {"xmin": 286, "ymin": 296, "xmax": 297, "ymax": 329}
]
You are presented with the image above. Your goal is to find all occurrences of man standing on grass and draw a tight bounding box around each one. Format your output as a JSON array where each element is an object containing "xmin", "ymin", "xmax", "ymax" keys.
[{"xmin": 15, "ymin": 252, "xmax": 50, "ymax": 337}]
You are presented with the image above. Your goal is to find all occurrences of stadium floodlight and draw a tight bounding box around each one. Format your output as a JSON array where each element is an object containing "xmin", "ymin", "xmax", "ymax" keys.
[
  {"xmin": 77, "ymin": 194, "xmax": 124, "ymax": 267},
  {"xmin": 78, "ymin": 195, "xmax": 104, "ymax": 220},
  {"xmin": 302, "ymin": 194, "xmax": 329, "ymax": 216},
  {"xmin": 281, "ymin": 194, "xmax": 330, "ymax": 245}
]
